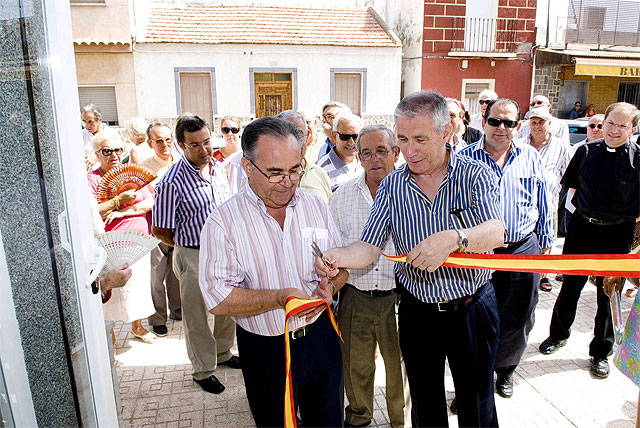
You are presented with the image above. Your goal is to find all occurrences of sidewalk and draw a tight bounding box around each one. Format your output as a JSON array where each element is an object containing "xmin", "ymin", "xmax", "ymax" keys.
[{"xmin": 113, "ymin": 242, "xmax": 638, "ymax": 427}]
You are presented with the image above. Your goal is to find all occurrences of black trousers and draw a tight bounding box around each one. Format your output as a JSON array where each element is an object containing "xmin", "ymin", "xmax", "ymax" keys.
[
  {"xmin": 493, "ymin": 234, "xmax": 541, "ymax": 377},
  {"xmin": 549, "ymin": 213, "xmax": 635, "ymax": 359},
  {"xmin": 399, "ymin": 282, "xmax": 500, "ymax": 428},
  {"xmin": 236, "ymin": 312, "xmax": 344, "ymax": 427}
]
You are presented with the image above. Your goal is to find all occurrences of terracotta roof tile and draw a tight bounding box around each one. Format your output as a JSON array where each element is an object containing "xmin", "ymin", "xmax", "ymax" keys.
[{"xmin": 143, "ymin": 5, "xmax": 400, "ymax": 48}]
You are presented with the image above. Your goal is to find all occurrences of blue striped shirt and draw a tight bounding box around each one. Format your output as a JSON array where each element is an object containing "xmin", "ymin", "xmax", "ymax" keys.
[
  {"xmin": 152, "ymin": 157, "xmax": 231, "ymax": 247},
  {"xmin": 459, "ymin": 136, "xmax": 554, "ymax": 249},
  {"xmin": 360, "ymin": 148, "xmax": 504, "ymax": 303}
]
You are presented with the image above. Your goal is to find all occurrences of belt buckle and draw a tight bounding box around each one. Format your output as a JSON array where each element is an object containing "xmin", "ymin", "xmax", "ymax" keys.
[
  {"xmin": 291, "ymin": 325, "xmax": 306, "ymax": 340},
  {"xmin": 437, "ymin": 301, "xmax": 447, "ymax": 312}
]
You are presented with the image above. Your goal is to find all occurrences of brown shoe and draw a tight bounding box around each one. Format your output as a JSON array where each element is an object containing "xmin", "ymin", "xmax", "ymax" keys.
[{"xmin": 539, "ymin": 278, "xmax": 552, "ymax": 292}]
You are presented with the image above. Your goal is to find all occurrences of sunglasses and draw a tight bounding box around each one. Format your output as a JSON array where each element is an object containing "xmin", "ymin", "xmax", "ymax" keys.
[
  {"xmin": 486, "ymin": 117, "xmax": 519, "ymax": 128},
  {"xmin": 99, "ymin": 148, "xmax": 124, "ymax": 156},
  {"xmin": 222, "ymin": 127, "xmax": 240, "ymax": 134},
  {"xmin": 337, "ymin": 133, "xmax": 358, "ymax": 141},
  {"xmin": 478, "ymin": 100, "xmax": 491, "ymax": 105},
  {"xmin": 529, "ymin": 101, "xmax": 545, "ymax": 107},
  {"xmin": 589, "ymin": 123, "xmax": 603, "ymax": 129}
]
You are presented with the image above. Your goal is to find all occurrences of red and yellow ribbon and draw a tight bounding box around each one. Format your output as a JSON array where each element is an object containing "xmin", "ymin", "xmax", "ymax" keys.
[
  {"xmin": 283, "ymin": 297, "xmax": 341, "ymax": 428},
  {"xmin": 382, "ymin": 252, "xmax": 640, "ymax": 277}
]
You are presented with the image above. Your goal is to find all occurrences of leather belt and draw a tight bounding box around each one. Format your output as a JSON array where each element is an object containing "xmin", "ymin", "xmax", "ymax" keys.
[
  {"xmin": 347, "ymin": 283, "xmax": 396, "ymax": 297},
  {"xmin": 289, "ymin": 316, "xmax": 321, "ymax": 340},
  {"xmin": 503, "ymin": 233, "xmax": 533, "ymax": 248},
  {"xmin": 184, "ymin": 245, "xmax": 200, "ymax": 250},
  {"xmin": 432, "ymin": 296, "xmax": 474, "ymax": 312},
  {"xmin": 579, "ymin": 212, "xmax": 632, "ymax": 226}
]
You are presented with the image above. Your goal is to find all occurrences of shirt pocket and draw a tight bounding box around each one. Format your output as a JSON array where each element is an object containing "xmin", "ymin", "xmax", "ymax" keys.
[{"xmin": 301, "ymin": 227, "xmax": 329, "ymax": 282}]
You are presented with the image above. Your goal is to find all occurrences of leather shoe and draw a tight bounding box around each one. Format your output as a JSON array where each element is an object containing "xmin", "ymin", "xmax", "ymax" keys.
[
  {"xmin": 539, "ymin": 337, "xmax": 567, "ymax": 354},
  {"xmin": 218, "ymin": 355, "xmax": 241, "ymax": 369},
  {"xmin": 495, "ymin": 374, "xmax": 513, "ymax": 398},
  {"xmin": 344, "ymin": 421, "xmax": 371, "ymax": 427},
  {"xmin": 152, "ymin": 325, "xmax": 168, "ymax": 337},
  {"xmin": 449, "ymin": 397, "xmax": 458, "ymax": 414},
  {"xmin": 194, "ymin": 375, "xmax": 225, "ymax": 394},
  {"xmin": 590, "ymin": 357, "xmax": 610, "ymax": 378}
]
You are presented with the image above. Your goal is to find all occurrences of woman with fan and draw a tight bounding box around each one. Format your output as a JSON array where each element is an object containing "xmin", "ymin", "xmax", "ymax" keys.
[{"xmin": 88, "ymin": 129, "xmax": 157, "ymax": 344}]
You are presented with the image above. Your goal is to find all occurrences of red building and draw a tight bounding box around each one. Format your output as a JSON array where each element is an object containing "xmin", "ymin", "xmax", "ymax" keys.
[{"xmin": 422, "ymin": 0, "xmax": 537, "ymax": 118}]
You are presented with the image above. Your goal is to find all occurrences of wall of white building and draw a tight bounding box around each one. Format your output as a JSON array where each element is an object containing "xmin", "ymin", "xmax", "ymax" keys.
[{"xmin": 132, "ymin": 43, "xmax": 402, "ymax": 118}]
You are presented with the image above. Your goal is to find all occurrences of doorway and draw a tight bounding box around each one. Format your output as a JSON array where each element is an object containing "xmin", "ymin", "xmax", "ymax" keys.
[
  {"xmin": 558, "ymin": 81, "xmax": 589, "ymax": 118},
  {"xmin": 253, "ymin": 72, "xmax": 293, "ymax": 118},
  {"xmin": 174, "ymin": 68, "xmax": 217, "ymax": 127}
]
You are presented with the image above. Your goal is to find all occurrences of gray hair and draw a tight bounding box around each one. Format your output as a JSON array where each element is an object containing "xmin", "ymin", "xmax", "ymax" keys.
[
  {"xmin": 332, "ymin": 112, "xmax": 363, "ymax": 132},
  {"xmin": 92, "ymin": 128, "xmax": 123, "ymax": 152},
  {"xmin": 394, "ymin": 90, "xmax": 450, "ymax": 134},
  {"xmin": 275, "ymin": 110, "xmax": 305, "ymax": 122},
  {"xmin": 356, "ymin": 125, "xmax": 396, "ymax": 152},
  {"xmin": 322, "ymin": 101, "xmax": 351, "ymax": 113},
  {"xmin": 146, "ymin": 122, "xmax": 172, "ymax": 140},
  {"xmin": 124, "ymin": 117, "xmax": 149, "ymax": 140},
  {"xmin": 81, "ymin": 104, "xmax": 102, "ymax": 120},
  {"xmin": 241, "ymin": 117, "xmax": 303, "ymax": 162},
  {"xmin": 479, "ymin": 89, "xmax": 498, "ymax": 100}
]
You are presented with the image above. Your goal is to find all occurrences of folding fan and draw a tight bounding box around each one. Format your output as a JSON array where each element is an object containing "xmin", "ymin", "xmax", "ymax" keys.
[
  {"xmin": 96, "ymin": 164, "xmax": 156, "ymax": 203},
  {"xmin": 96, "ymin": 230, "xmax": 160, "ymax": 271}
]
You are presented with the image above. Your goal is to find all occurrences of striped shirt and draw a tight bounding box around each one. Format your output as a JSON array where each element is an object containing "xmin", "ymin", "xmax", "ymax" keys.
[
  {"xmin": 360, "ymin": 148, "xmax": 504, "ymax": 303},
  {"xmin": 525, "ymin": 135, "xmax": 572, "ymax": 211},
  {"xmin": 199, "ymin": 186, "xmax": 343, "ymax": 336},
  {"xmin": 152, "ymin": 156, "xmax": 231, "ymax": 247},
  {"xmin": 517, "ymin": 117, "xmax": 570, "ymax": 147},
  {"xmin": 330, "ymin": 174, "xmax": 396, "ymax": 291},
  {"xmin": 317, "ymin": 148, "xmax": 363, "ymax": 192},
  {"xmin": 459, "ymin": 136, "xmax": 554, "ymax": 248}
]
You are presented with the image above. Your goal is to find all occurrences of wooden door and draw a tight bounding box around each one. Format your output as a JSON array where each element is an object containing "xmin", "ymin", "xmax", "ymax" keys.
[
  {"xmin": 179, "ymin": 72, "xmax": 213, "ymax": 127},
  {"xmin": 334, "ymin": 73, "xmax": 362, "ymax": 115},
  {"xmin": 254, "ymin": 73, "xmax": 292, "ymax": 118}
]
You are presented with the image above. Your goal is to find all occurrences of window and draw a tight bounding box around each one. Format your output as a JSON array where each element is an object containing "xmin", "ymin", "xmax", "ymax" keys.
[
  {"xmin": 330, "ymin": 68, "xmax": 367, "ymax": 116},
  {"xmin": 585, "ymin": 7, "xmax": 606, "ymax": 30},
  {"xmin": 618, "ymin": 82, "xmax": 640, "ymax": 107},
  {"xmin": 173, "ymin": 67, "xmax": 217, "ymax": 128},
  {"xmin": 78, "ymin": 86, "xmax": 118, "ymax": 126}
]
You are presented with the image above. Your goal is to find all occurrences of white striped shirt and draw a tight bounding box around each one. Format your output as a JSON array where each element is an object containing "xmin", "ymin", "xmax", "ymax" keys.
[
  {"xmin": 199, "ymin": 186, "xmax": 343, "ymax": 336},
  {"xmin": 524, "ymin": 135, "xmax": 572, "ymax": 211},
  {"xmin": 152, "ymin": 157, "xmax": 231, "ymax": 247},
  {"xmin": 517, "ymin": 117, "xmax": 570, "ymax": 147},
  {"xmin": 330, "ymin": 174, "xmax": 396, "ymax": 291},
  {"xmin": 317, "ymin": 148, "xmax": 363, "ymax": 192}
]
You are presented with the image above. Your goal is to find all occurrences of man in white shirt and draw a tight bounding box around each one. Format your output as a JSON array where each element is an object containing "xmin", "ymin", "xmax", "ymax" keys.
[
  {"xmin": 517, "ymin": 95, "xmax": 570, "ymax": 146},
  {"xmin": 81, "ymin": 104, "xmax": 106, "ymax": 169},
  {"xmin": 318, "ymin": 112, "xmax": 363, "ymax": 192},
  {"xmin": 330, "ymin": 125, "xmax": 404, "ymax": 428}
]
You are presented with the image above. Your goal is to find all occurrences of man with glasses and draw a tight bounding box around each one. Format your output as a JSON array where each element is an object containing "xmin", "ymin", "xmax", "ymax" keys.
[
  {"xmin": 318, "ymin": 112, "xmax": 364, "ymax": 192},
  {"xmin": 144, "ymin": 123, "xmax": 181, "ymax": 337},
  {"xmin": 568, "ymin": 101, "xmax": 582, "ymax": 119},
  {"xmin": 540, "ymin": 102, "xmax": 640, "ymax": 379},
  {"xmin": 316, "ymin": 101, "xmax": 351, "ymax": 163},
  {"xmin": 460, "ymin": 98, "xmax": 553, "ymax": 399},
  {"xmin": 152, "ymin": 115, "xmax": 240, "ymax": 395},
  {"xmin": 517, "ymin": 94, "xmax": 570, "ymax": 146},
  {"xmin": 199, "ymin": 117, "xmax": 348, "ymax": 427},
  {"xmin": 329, "ymin": 125, "xmax": 404, "ymax": 428},
  {"xmin": 470, "ymin": 89, "xmax": 498, "ymax": 130}
]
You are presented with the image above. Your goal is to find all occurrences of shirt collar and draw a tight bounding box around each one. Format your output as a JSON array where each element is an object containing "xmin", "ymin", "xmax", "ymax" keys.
[
  {"xmin": 181, "ymin": 156, "xmax": 219, "ymax": 176},
  {"xmin": 153, "ymin": 154, "xmax": 174, "ymax": 167}
]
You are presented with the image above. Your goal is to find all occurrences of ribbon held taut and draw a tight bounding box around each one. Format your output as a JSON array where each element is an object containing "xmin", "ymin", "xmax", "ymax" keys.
[
  {"xmin": 382, "ymin": 252, "xmax": 640, "ymax": 277},
  {"xmin": 283, "ymin": 297, "xmax": 342, "ymax": 428}
]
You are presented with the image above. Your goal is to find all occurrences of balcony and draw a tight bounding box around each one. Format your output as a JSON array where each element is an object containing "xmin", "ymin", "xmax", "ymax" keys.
[
  {"xmin": 449, "ymin": 17, "xmax": 518, "ymax": 55},
  {"xmin": 565, "ymin": 0, "xmax": 640, "ymax": 47}
]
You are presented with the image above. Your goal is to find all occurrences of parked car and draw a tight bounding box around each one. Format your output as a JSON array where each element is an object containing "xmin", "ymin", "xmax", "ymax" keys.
[{"xmin": 564, "ymin": 117, "xmax": 589, "ymax": 145}]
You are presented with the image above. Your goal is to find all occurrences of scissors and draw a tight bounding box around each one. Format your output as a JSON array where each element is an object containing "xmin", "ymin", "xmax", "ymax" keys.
[{"xmin": 311, "ymin": 231, "xmax": 335, "ymax": 269}]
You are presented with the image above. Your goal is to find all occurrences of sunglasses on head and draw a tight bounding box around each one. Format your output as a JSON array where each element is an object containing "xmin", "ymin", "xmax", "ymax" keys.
[
  {"xmin": 99, "ymin": 147, "xmax": 124, "ymax": 156},
  {"xmin": 478, "ymin": 100, "xmax": 491, "ymax": 105},
  {"xmin": 589, "ymin": 123, "xmax": 603, "ymax": 129},
  {"xmin": 486, "ymin": 117, "xmax": 519, "ymax": 128},
  {"xmin": 222, "ymin": 127, "xmax": 240, "ymax": 134},
  {"xmin": 338, "ymin": 133, "xmax": 358, "ymax": 141}
]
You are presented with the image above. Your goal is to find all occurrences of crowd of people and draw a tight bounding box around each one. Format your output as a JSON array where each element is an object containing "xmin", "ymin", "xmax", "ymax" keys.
[{"xmin": 83, "ymin": 88, "xmax": 640, "ymax": 427}]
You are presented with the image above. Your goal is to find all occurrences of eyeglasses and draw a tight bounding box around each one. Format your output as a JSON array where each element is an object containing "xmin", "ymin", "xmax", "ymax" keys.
[
  {"xmin": 359, "ymin": 149, "xmax": 391, "ymax": 161},
  {"xmin": 588, "ymin": 123, "xmax": 603, "ymax": 129},
  {"xmin": 604, "ymin": 120, "xmax": 630, "ymax": 130},
  {"xmin": 322, "ymin": 113, "xmax": 335, "ymax": 122},
  {"xmin": 337, "ymin": 132, "xmax": 358, "ymax": 141},
  {"xmin": 486, "ymin": 117, "xmax": 519, "ymax": 128},
  {"xmin": 478, "ymin": 100, "xmax": 491, "ymax": 105},
  {"xmin": 152, "ymin": 137, "xmax": 172, "ymax": 145},
  {"xmin": 221, "ymin": 127, "xmax": 240, "ymax": 134},
  {"xmin": 98, "ymin": 148, "xmax": 124, "ymax": 156},
  {"xmin": 247, "ymin": 158, "xmax": 304, "ymax": 183},
  {"xmin": 529, "ymin": 100, "xmax": 546, "ymax": 107},
  {"xmin": 185, "ymin": 139, "xmax": 212, "ymax": 149}
]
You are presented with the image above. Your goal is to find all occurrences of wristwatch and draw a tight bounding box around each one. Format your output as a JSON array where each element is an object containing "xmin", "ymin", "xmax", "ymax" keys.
[{"xmin": 455, "ymin": 229, "xmax": 469, "ymax": 253}]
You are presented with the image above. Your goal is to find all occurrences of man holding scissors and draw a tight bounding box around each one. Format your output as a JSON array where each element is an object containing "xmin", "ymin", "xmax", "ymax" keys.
[
  {"xmin": 199, "ymin": 117, "xmax": 348, "ymax": 427},
  {"xmin": 315, "ymin": 91, "xmax": 505, "ymax": 427}
]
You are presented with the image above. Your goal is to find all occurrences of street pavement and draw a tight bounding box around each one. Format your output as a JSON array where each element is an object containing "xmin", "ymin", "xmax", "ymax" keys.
[{"xmin": 113, "ymin": 238, "xmax": 638, "ymax": 427}]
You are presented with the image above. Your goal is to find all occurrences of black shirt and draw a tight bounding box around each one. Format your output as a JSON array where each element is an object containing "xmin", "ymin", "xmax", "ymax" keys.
[
  {"xmin": 463, "ymin": 126, "xmax": 483, "ymax": 145},
  {"xmin": 562, "ymin": 139, "xmax": 640, "ymax": 221}
]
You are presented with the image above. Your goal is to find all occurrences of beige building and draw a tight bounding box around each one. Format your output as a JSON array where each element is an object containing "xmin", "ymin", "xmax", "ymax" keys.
[{"xmin": 71, "ymin": 0, "xmax": 137, "ymax": 125}]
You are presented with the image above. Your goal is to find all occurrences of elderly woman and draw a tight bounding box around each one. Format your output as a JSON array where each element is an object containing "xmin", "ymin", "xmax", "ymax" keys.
[
  {"xmin": 87, "ymin": 129, "xmax": 156, "ymax": 343},
  {"xmin": 124, "ymin": 117, "xmax": 154, "ymax": 164},
  {"xmin": 213, "ymin": 115, "xmax": 242, "ymax": 174}
]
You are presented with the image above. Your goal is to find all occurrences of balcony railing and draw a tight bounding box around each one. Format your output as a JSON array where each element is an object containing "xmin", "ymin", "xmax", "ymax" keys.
[
  {"xmin": 565, "ymin": 0, "xmax": 640, "ymax": 47},
  {"xmin": 450, "ymin": 17, "xmax": 518, "ymax": 53}
]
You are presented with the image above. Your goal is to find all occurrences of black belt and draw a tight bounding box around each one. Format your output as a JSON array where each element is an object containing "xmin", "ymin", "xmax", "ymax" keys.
[
  {"xmin": 183, "ymin": 245, "xmax": 200, "ymax": 250},
  {"xmin": 425, "ymin": 282, "xmax": 488, "ymax": 313},
  {"xmin": 346, "ymin": 283, "xmax": 396, "ymax": 297},
  {"xmin": 502, "ymin": 233, "xmax": 533, "ymax": 249},
  {"xmin": 579, "ymin": 212, "xmax": 633, "ymax": 226},
  {"xmin": 289, "ymin": 315, "xmax": 323, "ymax": 340}
]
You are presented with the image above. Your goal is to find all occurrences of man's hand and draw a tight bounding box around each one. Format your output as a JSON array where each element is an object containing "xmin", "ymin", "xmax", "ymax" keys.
[
  {"xmin": 407, "ymin": 230, "xmax": 458, "ymax": 272},
  {"xmin": 275, "ymin": 287, "xmax": 311, "ymax": 308},
  {"xmin": 313, "ymin": 248, "xmax": 340, "ymax": 278},
  {"xmin": 299, "ymin": 277, "xmax": 335, "ymax": 321},
  {"xmin": 100, "ymin": 263, "xmax": 132, "ymax": 293},
  {"xmin": 603, "ymin": 276, "xmax": 624, "ymax": 298},
  {"xmin": 118, "ymin": 189, "xmax": 137, "ymax": 206}
]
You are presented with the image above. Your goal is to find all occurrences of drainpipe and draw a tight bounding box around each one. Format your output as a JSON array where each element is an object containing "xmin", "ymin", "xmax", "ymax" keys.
[{"xmin": 546, "ymin": 0, "xmax": 551, "ymax": 48}]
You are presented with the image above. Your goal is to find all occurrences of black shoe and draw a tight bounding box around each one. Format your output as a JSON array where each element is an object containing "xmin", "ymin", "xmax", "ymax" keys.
[
  {"xmin": 539, "ymin": 277, "xmax": 552, "ymax": 292},
  {"xmin": 449, "ymin": 397, "xmax": 458, "ymax": 414},
  {"xmin": 194, "ymin": 375, "xmax": 225, "ymax": 394},
  {"xmin": 152, "ymin": 325, "xmax": 168, "ymax": 337},
  {"xmin": 344, "ymin": 421, "xmax": 371, "ymax": 427},
  {"xmin": 495, "ymin": 374, "xmax": 513, "ymax": 398},
  {"xmin": 218, "ymin": 355, "xmax": 241, "ymax": 369},
  {"xmin": 539, "ymin": 337, "xmax": 567, "ymax": 354},
  {"xmin": 590, "ymin": 357, "xmax": 610, "ymax": 378}
]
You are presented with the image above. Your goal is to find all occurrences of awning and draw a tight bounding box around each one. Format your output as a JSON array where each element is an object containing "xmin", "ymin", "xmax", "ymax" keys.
[{"xmin": 574, "ymin": 57, "xmax": 640, "ymax": 78}]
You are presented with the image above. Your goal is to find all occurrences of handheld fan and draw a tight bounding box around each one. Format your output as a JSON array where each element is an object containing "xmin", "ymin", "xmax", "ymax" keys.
[
  {"xmin": 96, "ymin": 164, "xmax": 156, "ymax": 203},
  {"xmin": 96, "ymin": 230, "xmax": 160, "ymax": 271}
]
